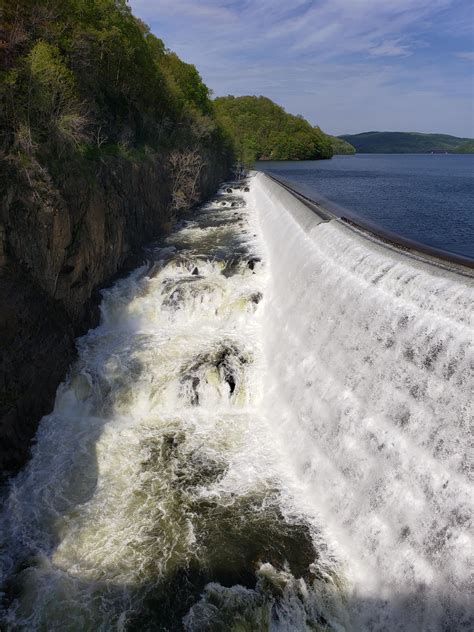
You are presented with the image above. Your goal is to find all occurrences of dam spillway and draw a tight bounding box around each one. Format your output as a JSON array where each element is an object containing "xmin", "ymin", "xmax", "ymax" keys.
[
  {"xmin": 0, "ymin": 173, "xmax": 472, "ymax": 631},
  {"xmin": 252, "ymin": 172, "xmax": 473, "ymax": 630}
]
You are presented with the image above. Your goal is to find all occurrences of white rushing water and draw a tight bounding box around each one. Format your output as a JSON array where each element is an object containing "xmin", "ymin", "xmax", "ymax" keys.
[
  {"xmin": 252, "ymin": 172, "xmax": 473, "ymax": 631},
  {"xmin": 0, "ymin": 173, "xmax": 472, "ymax": 631},
  {"xmin": 0, "ymin": 181, "xmax": 346, "ymax": 631}
]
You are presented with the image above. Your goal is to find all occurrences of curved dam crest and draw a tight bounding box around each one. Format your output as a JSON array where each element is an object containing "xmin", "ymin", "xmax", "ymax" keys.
[{"xmin": 0, "ymin": 173, "xmax": 472, "ymax": 631}]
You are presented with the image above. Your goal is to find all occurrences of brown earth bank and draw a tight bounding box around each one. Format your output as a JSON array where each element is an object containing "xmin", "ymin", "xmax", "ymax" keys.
[{"xmin": 0, "ymin": 150, "xmax": 231, "ymax": 478}]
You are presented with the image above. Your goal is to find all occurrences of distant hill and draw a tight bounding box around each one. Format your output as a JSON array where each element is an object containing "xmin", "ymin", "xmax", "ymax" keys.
[
  {"xmin": 456, "ymin": 140, "xmax": 474, "ymax": 154},
  {"xmin": 329, "ymin": 136, "xmax": 356, "ymax": 155},
  {"xmin": 338, "ymin": 131, "xmax": 474, "ymax": 154}
]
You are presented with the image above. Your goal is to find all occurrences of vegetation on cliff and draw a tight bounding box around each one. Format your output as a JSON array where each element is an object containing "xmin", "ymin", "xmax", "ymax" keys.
[
  {"xmin": 214, "ymin": 95, "xmax": 333, "ymax": 163},
  {"xmin": 329, "ymin": 135, "xmax": 356, "ymax": 155},
  {"xmin": 0, "ymin": 0, "xmax": 235, "ymax": 476},
  {"xmin": 339, "ymin": 131, "xmax": 474, "ymax": 154},
  {"xmin": 0, "ymin": 0, "xmax": 234, "ymax": 213}
]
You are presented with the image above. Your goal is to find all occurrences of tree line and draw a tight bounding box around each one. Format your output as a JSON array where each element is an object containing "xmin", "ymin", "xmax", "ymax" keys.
[
  {"xmin": 0, "ymin": 0, "xmax": 234, "ymax": 212},
  {"xmin": 214, "ymin": 95, "xmax": 335, "ymax": 163},
  {"xmin": 1, "ymin": 0, "xmax": 348, "ymax": 216}
]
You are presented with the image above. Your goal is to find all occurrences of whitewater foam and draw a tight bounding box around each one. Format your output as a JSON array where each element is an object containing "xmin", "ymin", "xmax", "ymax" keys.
[
  {"xmin": 0, "ymin": 181, "xmax": 345, "ymax": 631},
  {"xmin": 1, "ymin": 172, "xmax": 471, "ymax": 631},
  {"xmin": 252, "ymin": 171, "xmax": 473, "ymax": 631}
]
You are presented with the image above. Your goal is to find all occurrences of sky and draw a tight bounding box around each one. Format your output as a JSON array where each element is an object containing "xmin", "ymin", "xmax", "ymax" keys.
[{"xmin": 129, "ymin": 0, "xmax": 474, "ymax": 137}]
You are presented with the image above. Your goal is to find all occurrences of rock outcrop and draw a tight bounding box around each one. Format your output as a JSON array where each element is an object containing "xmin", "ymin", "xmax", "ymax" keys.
[{"xmin": 0, "ymin": 150, "xmax": 230, "ymax": 477}]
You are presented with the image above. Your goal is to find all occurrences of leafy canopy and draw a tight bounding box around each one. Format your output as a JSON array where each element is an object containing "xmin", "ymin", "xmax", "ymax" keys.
[
  {"xmin": 329, "ymin": 135, "xmax": 356, "ymax": 155},
  {"xmin": 0, "ymin": 0, "xmax": 232, "ymax": 164},
  {"xmin": 214, "ymin": 96, "xmax": 333, "ymax": 163}
]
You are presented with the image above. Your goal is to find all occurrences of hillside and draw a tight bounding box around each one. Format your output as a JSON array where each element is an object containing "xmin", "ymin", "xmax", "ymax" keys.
[
  {"xmin": 214, "ymin": 96, "xmax": 333, "ymax": 162},
  {"xmin": 339, "ymin": 131, "xmax": 474, "ymax": 153},
  {"xmin": 456, "ymin": 140, "xmax": 474, "ymax": 153},
  {"xmin": 0, "ymin": 0, "xmax": 233, "ymax": 475},
  {"xmin": 329, "ymin": 135, "xmax": 356, "ymax": 155}
]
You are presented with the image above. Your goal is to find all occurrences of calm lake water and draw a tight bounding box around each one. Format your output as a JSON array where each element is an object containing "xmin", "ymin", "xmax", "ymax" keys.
[{"xmin": 257, "ymin": 154, "xmax": 474, "ymax": 259}]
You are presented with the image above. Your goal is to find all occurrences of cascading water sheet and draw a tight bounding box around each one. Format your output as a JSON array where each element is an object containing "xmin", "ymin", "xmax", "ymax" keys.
[
  {"xmin": 2, "ymin": 172, "xmax": 471, "ymax": 631},
  {"xmin": 0, "ymin": 182, "xmax": 346, "ymax": 631},
  {"xmin": 252, "ymin": 172, "xmax": 473, "ymax": 632}
]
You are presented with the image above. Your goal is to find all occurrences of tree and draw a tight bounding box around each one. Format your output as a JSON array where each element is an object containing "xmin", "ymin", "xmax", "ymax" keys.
[{"xmin": 214, "ymin": 95, "xmax": 333, "ymax": 163}]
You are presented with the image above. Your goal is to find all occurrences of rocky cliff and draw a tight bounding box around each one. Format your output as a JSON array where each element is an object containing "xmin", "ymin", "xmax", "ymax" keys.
[
  {"xmin": 0, "ymin": 0, "xmax": 235, "ymax": 477},
  {"xmin": 0, "ymin": 150, "xmax": 230, "ymax": 477}
]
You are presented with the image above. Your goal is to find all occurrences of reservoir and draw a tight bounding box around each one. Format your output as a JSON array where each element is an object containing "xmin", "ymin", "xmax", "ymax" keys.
[{"xmin": 257, "ymin": 154, "xmax": 474, "ymax": 259}]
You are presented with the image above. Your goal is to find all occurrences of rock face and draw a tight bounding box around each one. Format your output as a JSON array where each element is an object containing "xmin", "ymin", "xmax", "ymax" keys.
[
  {"xmin": 0, "ymin": 266, "xmax": 75, "ymax": 475},
  {"xmin": 0, "ymin": 151, "xmax": 230, "ymax": 477}
]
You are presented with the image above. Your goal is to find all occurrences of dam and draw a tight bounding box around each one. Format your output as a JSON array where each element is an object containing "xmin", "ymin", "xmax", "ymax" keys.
[{"xmin": 0, "ymin": 173, "xmax": 472, "ymax": 631}]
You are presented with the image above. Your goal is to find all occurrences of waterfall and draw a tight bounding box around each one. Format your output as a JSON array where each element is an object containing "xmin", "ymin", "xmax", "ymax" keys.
[
  {"xmin": 0, "ymin": 182, "xmax": 346, "ymax": 631},
  {"xmin": 252, "ymin": 172, "xmax": 473, "ymax": 631},
  {"xmin": 0, "ymin": 172, "xmax": 471, "ymax": 631}
]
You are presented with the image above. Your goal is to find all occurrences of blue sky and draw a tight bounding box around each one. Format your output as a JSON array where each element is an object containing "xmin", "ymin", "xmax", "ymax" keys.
[{"xmin": 129, "ymin": 0, "xmax": 474, "ymax": 137}]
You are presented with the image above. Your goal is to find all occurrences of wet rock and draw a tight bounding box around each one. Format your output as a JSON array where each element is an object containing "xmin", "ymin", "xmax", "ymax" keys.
[
  {"xmin": 224, "ymin": 371, "xmax": 236, "ymax": 394},
  {"xmin": 192, "ymin": 267, "xmax": 199, "ymax": 276},
  {"xmin": 220, "ymin": 259, "xmax": 242, "ymax": 278},
  {"xmin": 161, "ymin": 432, "xmax": 182, "ymax": 456},
  {"xmin": 191, "ymin": 377, "xmax": 200, "ymax": 406},
  {"xmin": 181, "ymin": 343, "xmax": 249, "ymax": 404},
  {"xmin": 0, "ymin": 266, "xmax": 75, "ymax": 478},
  {"xmin": 247, "ymin": 257, "xmax": 261, "ymax": 271},
  {"xmin": 60, "ymin": 264, "xmax": 75, "ymax": 275}
]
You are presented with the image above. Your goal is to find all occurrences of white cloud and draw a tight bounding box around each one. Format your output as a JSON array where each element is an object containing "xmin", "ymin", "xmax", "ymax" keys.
[
  {"xmin": 368, "ymin": 40, "xmax": 412, "ymax": 57},
  {"xmin": 455, "ymin": 52, "xmax": 474, "ymax": 61}
]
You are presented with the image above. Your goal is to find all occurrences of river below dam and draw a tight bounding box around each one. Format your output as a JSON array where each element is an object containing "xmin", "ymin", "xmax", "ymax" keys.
[{"xmin": 0, "ymin": 174, "xmax": 472, "ymax": 631}]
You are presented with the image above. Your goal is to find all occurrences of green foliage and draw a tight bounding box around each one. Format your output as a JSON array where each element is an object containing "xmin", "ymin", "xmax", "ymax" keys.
[
  {"xmin": 329, "ymin": 135, "xmax": 356, "ymax": 155},
  {"xmin": 164, "ymin": 52, "xmax": 212, "ymax": 114},
  {"xmin": 28, "ymin": 40, "xmax": 76, "ymax": 114},
  {"xmin": 214, "ymin": 96, "xmax": 333, "ymax": 163},
  {"xmin": 455, "ymin": 140, "xmax": 474, "ymax": 154},
  {"xmin": 25, "ymin": 39, "xmax": 89, "ymax": 152},
  {"xmin": 339, "ymin": 131, "xmax": 474, "ymax": 154},
  {"xmin": 0, "ymin": 0, "xmax": 233, "ymax": 173}
]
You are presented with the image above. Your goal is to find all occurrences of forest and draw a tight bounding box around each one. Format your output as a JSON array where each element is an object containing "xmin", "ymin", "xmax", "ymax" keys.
[
  {"xmin": 0, "ymin": 0, "xmax": 238, "ymax": 477},
  {"xmin": 328, "ymin": 135, "xmax": 356, "ymax": 155},
  {"xmin": 0, "ymin": 0, "xmax": 344, "ymax": 209},
  {"xmin": 215, "ymin": 95, "xmax": 334, "ymax": 163},
  {"xmin": 0, "ymin": 0, "xmax": 234, "ymax": 212}
]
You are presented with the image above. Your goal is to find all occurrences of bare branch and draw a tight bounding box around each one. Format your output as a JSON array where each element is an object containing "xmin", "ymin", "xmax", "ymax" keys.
[{"xmin": 167, "ymin": 149, "xmax": 206, "ymax": 216}]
